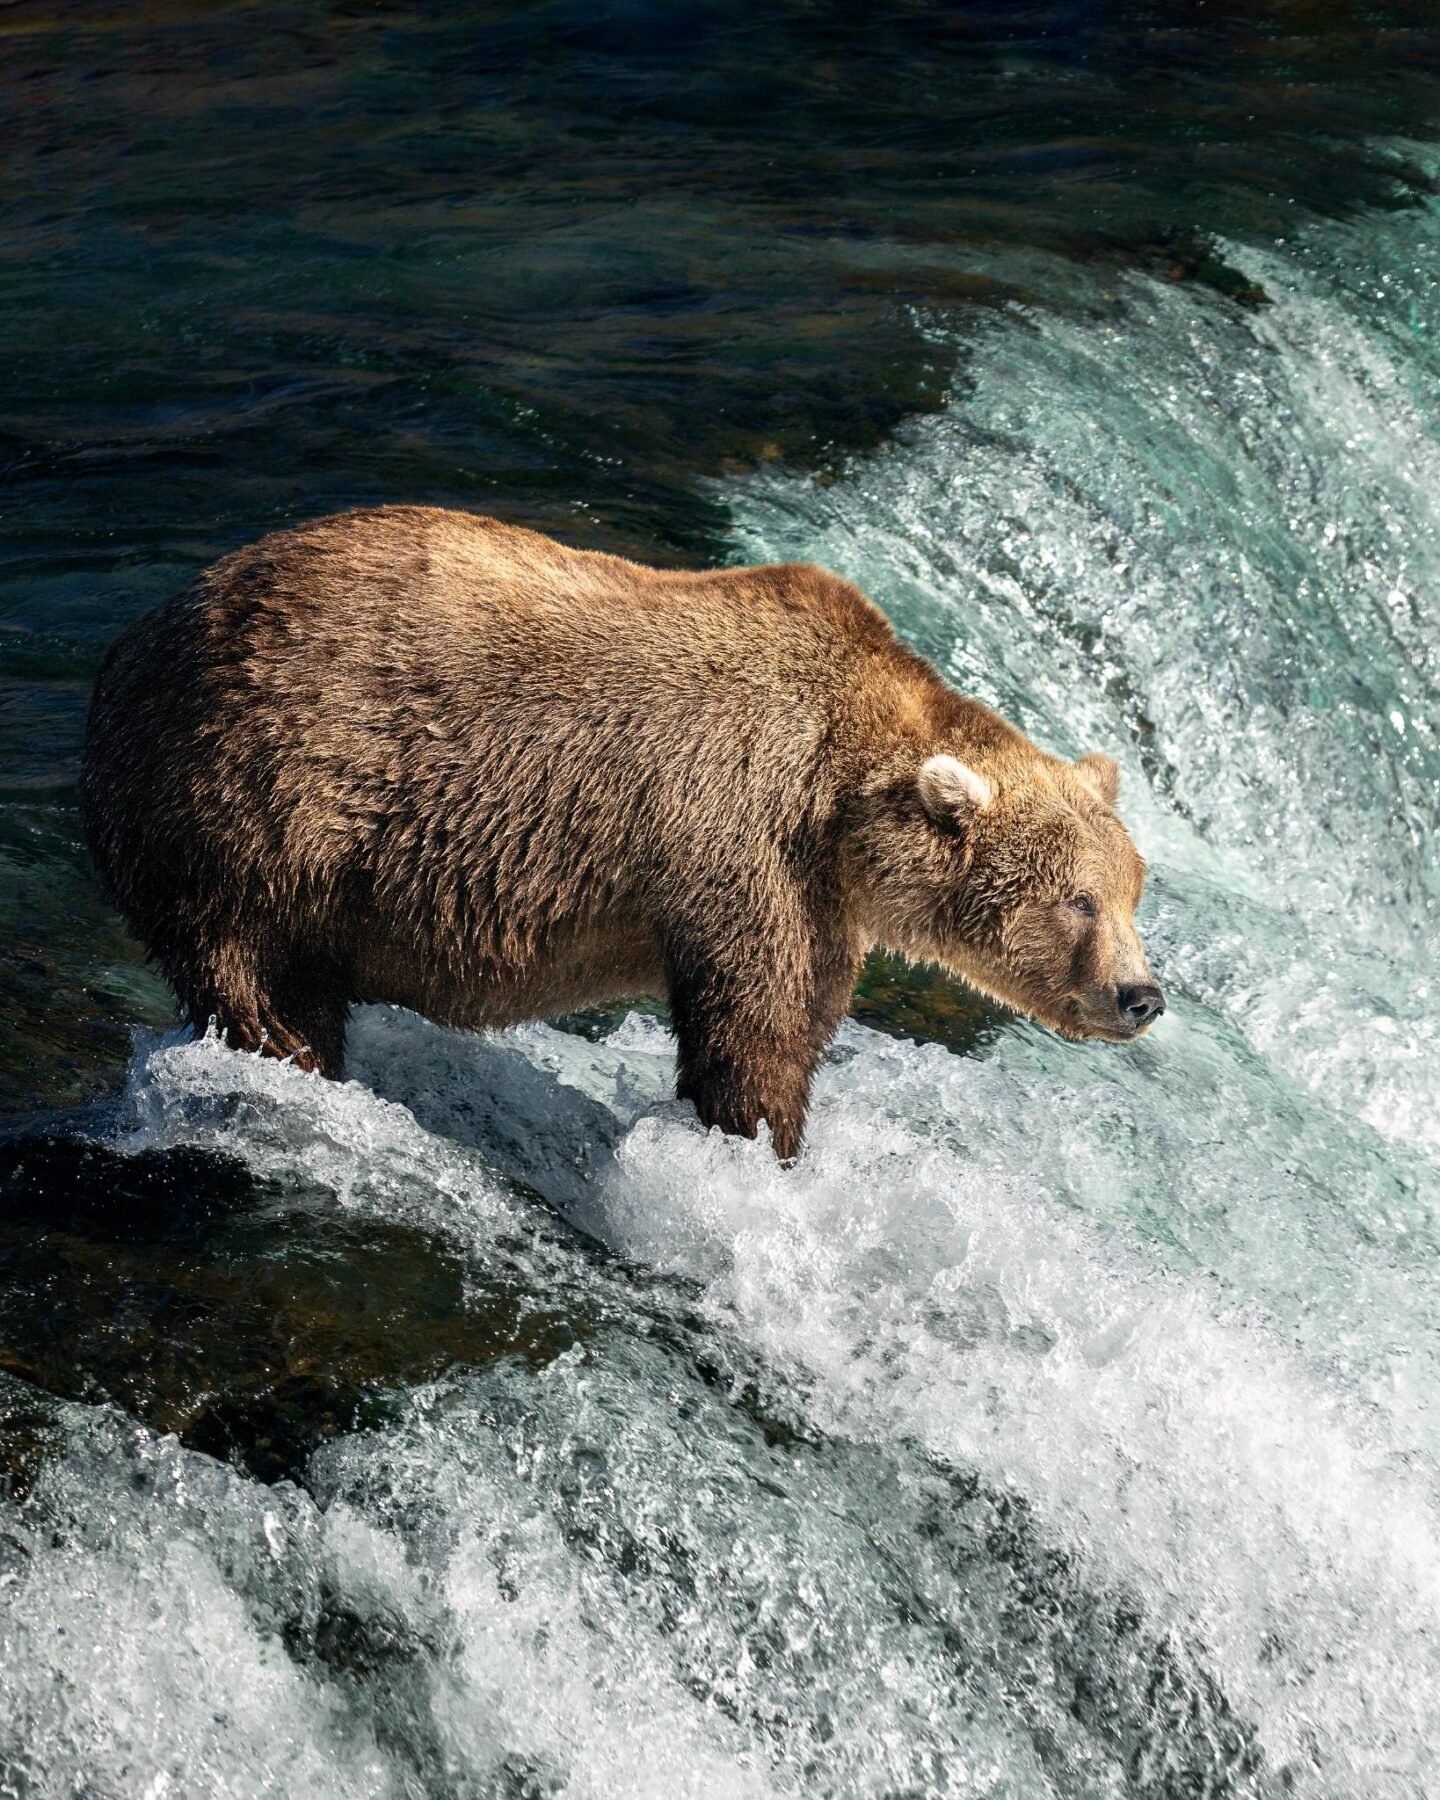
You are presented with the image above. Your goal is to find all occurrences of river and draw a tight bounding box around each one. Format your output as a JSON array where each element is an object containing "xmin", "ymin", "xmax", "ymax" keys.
[{"xmin": 2, "ymin": 6, "xmax": 1439, "ymax": 1795}]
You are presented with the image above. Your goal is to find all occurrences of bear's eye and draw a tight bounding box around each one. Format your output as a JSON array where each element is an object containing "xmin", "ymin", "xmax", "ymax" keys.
[{"xmin": 1069, "ymin": 894, "xmax": 1097, "ymax": 918}]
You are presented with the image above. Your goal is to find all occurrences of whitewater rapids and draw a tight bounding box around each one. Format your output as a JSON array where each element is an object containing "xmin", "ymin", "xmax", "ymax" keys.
[{"xmin": 3, "ymin": 175, "xmax": 1439, "ymax": 1798}]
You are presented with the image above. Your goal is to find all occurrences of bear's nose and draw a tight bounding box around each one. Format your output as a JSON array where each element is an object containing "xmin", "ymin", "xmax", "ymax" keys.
[{"xmin": 1117, "ymin": 983, "xmax": 1165, "ymax": 1027}]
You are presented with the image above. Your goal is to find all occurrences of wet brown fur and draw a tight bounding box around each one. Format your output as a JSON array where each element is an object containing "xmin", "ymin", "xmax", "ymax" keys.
[{"xmin": 81, "ymin": 506, "xmax": 1158, "ymax": 1159}]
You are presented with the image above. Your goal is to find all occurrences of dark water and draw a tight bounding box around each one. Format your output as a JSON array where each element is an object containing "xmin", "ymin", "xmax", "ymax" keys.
[
  {"xmin": 4, "ymin": 0, "xmax": 1439, "ymax": 1115},
  {"xmin": 4, "ymin": 6, "xmax": 1440, "ymax": 1795}
]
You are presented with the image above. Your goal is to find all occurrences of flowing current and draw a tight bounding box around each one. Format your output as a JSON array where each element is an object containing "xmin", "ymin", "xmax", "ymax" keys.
[{"xmin": 4, "ymin": 193, "xmax": 1440, "ymax": 1795}]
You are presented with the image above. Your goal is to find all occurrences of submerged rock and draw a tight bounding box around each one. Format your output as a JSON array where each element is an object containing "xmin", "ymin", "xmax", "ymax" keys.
[
  {"xmin": 850, "ymin": 948, "xmax": 1009, "ymax": 1057},
  {"xmin": 0, "ymin": 1135, "xmax": 587, "ymax": 1483}
]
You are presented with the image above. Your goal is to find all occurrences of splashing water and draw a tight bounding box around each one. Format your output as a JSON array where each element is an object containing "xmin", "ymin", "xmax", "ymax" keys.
[{"xmin": 5, "ymin": 188, "xmax": 1440, "ymax": 1796}]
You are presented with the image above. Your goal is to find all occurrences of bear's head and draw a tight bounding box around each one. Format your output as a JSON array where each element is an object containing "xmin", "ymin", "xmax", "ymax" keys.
[{"xmin": 852, "ymin": 744, "xmax": 1163, "ymax": 1041}]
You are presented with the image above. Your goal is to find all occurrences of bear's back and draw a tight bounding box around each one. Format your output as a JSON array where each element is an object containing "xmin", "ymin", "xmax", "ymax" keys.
[
  {"xmin": 193, "ymin": 503, "xmax": 903, "ymax": 697},
  {"xmin": 174, "ymin": 505, "xmax": 931, "ymax": 802},
  {"xmin": 82, "ymin": 506, "xmax": 956, "ymax": 974}
]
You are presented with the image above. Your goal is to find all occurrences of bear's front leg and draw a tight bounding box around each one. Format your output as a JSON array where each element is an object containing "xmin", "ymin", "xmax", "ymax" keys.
[
  {"xmin": 665, "ymin": 926, "xmax": 856, "ymax": 1162},
  {"xmin": 672, "ymin": 1017, "xmax": 816, "ymax": 1161}
]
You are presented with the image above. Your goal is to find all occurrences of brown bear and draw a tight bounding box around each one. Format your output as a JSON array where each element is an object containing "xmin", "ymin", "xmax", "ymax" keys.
[{"xmin": 81, "ymin": 505, "xmax": 1163, "ymax": 1160}]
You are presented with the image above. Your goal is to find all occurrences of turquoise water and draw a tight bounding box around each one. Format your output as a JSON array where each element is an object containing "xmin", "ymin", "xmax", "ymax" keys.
[{"xmin": 3, "ymin": 7, "xmax": 1440, "ymax": 1795}]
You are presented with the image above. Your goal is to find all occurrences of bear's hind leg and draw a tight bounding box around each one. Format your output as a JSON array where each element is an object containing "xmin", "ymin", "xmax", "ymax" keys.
[
  {"xmin": 255, "ymin": 986, "xmax": 349, "ymax": 1077},
  {"xmin": 178, "ymin": 950, "xmax": 348, "ymax": 1077}
]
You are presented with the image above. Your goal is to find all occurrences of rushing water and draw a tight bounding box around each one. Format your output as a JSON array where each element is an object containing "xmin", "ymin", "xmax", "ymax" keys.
[{"xmin": 4, "ymin": 6, "xmax": 1440, "ymax": 1797}]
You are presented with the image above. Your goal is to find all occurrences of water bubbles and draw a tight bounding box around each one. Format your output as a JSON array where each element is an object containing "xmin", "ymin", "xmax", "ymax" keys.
[{"xmin": 18, "ymin": 1009, "xmax": 1433, "ymax": 1795}]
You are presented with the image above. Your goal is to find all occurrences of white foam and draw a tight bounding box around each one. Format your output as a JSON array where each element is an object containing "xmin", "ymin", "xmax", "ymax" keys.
[
  {"xmin": 42, "ymin": 1011, "xmax": 1436, "ymax": 1794},
  {"xmin": 0, "ymin": 1407, "xmax": 394, "ymax": 1800},
  {"xmin": 571, "ymin": 1023, "xmax": 1440, "ymax": 1792}
]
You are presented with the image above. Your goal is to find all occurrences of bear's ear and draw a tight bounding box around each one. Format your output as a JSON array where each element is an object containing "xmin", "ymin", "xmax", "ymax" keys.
[
  {"xmin": 917, "ymin": 754, "xmax": 993, "ymax": 830},
  {"xmin": 1072, "ymin": 752, "xmax": 1120, "ymax": 806}
]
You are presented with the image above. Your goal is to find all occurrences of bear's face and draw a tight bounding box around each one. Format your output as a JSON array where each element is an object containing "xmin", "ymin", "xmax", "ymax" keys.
[{"xmin": 855, "ymin": 748, "xmax": 1163, "ymax": 1041}]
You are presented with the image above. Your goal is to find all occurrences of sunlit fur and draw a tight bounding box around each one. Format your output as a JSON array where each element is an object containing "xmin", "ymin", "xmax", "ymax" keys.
[
  {"xmin": 849, "ymin": 746, "xmax": 1155, "ymax": 1045},
  {"xmin": 82, "ymin": 505, "xmax": 1159, "ymax": 1160}
]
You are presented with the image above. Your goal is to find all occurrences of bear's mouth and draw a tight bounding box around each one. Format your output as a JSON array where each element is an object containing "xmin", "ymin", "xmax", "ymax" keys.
[{"xmin": 1061, "ymin": 996, "xmax": 1153, "ymax": 1043}]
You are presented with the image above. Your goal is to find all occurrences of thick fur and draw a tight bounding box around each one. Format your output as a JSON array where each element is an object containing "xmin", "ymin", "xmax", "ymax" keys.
[{"xmin": 81, "ymin": 506, "xmax": 1158, "ymax": 1159}]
